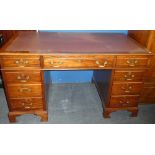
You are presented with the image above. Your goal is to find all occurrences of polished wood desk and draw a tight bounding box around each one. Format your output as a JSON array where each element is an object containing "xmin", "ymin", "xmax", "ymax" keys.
[{"xmin": 0, "ymin": 32, "xmax": 153, "ymax": 122}]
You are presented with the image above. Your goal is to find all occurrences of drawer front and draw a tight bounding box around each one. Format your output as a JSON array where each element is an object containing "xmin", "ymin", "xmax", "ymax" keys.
[
  {"xmin": 109, "ymin": 96, "xmax": 139, "ymax": 108},
  {"xmin": 7, "ymin": 84, "xmax": 43, "ymax": 98},
  {"xmin": 43, "ymin": 55, "xmax": 114, "ymax": 69},
  {"xmin": 112, "ymin": 83, "xmax": 143, "ymax": 95},
  {"xmin": 1, "ymin": 56, "xmax": 41, "ymax": 68},
  {"xmin": 9, "ymin": 98, "xmax": 44, "ymax": 111},
  {"xmin": 116, "ymin": 56, "xmax": 149, "ymax": 68},
  {"xmin": 113, "ymin": 70, "xmax": 144, "ymax": 82},
  {"xmin": 3, "ymin": 71, "xmax": 42, "ymax": 84}
]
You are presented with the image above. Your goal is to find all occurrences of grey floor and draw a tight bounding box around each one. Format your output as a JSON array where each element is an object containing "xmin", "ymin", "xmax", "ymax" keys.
[{"xmin": 0, "ymin": 83, "xmax": 155, "ymax": 124}]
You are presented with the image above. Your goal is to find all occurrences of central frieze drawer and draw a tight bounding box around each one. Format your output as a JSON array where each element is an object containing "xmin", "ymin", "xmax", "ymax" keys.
[
  {"xmin": 43, "ymin": 55, "xmax": 114, "ymax": 69},
  {"xmin": 3, "ymin": 71, "xmax": 42, "ymax": 84},
  {"xmin": 1, "ymin": 55, "xmax": 41, "ymax": 68},
  {"xmin": 7, "ymin": 84, "xmax": 43, "ymax": 98},
  {"xmin": 112, "ymin": 83, "xmax": 143, "ymax": 95}
]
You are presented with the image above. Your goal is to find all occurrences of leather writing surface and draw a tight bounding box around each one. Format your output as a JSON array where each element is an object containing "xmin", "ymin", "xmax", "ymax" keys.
[{"xmin": 5, "ymin": 32, "xmax": 146, "ymax": 54}]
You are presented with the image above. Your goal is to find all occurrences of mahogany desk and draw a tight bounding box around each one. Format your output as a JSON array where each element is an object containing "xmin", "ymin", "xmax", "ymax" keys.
[{"xmin": 0, "ymin": 32, "xmax": 152, "ymax": 122}]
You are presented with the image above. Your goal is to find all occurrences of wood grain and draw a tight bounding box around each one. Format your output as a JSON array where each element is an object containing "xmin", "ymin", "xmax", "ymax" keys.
[
  {"xmin": 7, "ymin": 84, "xmax": 43, "ymax": 98},
  {"xmin": 1, "ymin": 55, "xmax": 41, "ymax": 68},
  {"xmin": 109, "ymin": 95, "xmax": 139, "ymax": 108},
  {"xmin": 113, "ymin": 70, "xmax": 144, "ymax": 82},
  {"xmin": 9, "ymin": 98, "xmax": 44, "ymax": 111},
  {"xmin": 44, "ymin": 55, "xmax": 114, "ymax": 69},
  {"xmin": 111, "ymin": 82, "xmax": 143, "ymax": 95},
  {"xmin": 0, "ymin": 31, "xmax": 153, "ymax": 122},
  {"xmin": 3, "ymin": 70, "xmax": 42, "ymax": 84},
  {"xmin": 128, "ymin": 30, "xmax": 155, "ymax": 104}
]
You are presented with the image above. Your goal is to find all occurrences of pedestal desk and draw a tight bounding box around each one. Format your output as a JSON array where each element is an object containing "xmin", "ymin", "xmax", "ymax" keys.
[{"xmin": 0, "ymin": 32, "xmax": 153, "ymax": 122}]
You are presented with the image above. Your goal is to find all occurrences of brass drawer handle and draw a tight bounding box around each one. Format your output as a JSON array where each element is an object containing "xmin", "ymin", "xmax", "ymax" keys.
[
  {"xmin": 119, "ymin": 100, "xmax": 130, "ymax": 104},
  {"xmin": 24, "ymin": 106, "xmax": 31, "ymax": 109},
  {"xmin": 22, "ymin": 102, "xmax": 33, "ymax": 106},
  {"xmin": 121, "ymin": 102, "xmax": 129, "ymax": 106},
  {"xmin": 121, "ymin": 86, "xmax": 132, "ymax": 93},
  {"xmin": 15, "ymin": 59, "xmax": 29, "ymax": 67},
  {"xmin": 96, "ymin": 60, "xmax": 108, "ymax": 68},
  {"xmin": 19, "ymin": 88, "xmax": 31, "ymax": 92},
  {"xmin": 126, "ymin": 59, "xmax": 138, "ymax": 67},
  {"xmin": 124, "ymin": 72, "xmax": 135, "ymax": 81},
  {"xmin": 50, "ymin": 61, "xmax": 63, "ymax": 67},
  {"xmin": 119, "ymin": 97, "xmax": 130, "ymax": 106},
  {"xmin": 17, "ymin": 74, "xmax": 30, "ymax": 82}
]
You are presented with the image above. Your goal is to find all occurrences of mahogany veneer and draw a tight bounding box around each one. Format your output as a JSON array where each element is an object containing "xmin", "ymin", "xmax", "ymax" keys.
[
  {"xmin": 0, "ymin": 31, "xmax": 153, "ymax": 122},
  {"xmin": 128, "ymin": 30, "xmax": 155, "ymax": 104}
]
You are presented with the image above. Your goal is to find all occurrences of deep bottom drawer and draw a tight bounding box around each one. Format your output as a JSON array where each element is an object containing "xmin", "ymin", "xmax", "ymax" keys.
[
  {"xmin": 9, "ymin": 98, "xmax": 44, "ymax": 111},
  {"xmin": 109, "ymin": 96, "xmax": 139, "ymax": 108},
  {"xmin": 112, "ymin": 83, "xmax": 143, "ymax": 95}
]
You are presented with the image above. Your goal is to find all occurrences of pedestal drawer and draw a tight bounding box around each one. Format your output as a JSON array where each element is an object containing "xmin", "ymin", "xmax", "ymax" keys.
[
  {"xmin": 113, "ymin": 70, "xmax": 144, "ymax": 82},
  {"xmin": 109, "ymin": 96, "xmax": 139, "ymax": 108},
  {"xmin": 7, "ymin": 84, "xmax": 43, "ymax": 98},
  {"xmin": 112, "ymin": 83, "xmax": 143, "ymax": 95},
  {"xmin": 9, "ymin": 98, "xmax": 44, "ymax": 111},
  {"xmin": 3, "ymin": 71, "xmax": 42, "ymax": 84}
]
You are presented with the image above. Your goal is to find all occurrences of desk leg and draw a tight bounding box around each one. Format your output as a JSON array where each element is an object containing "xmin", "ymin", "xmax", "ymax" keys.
[
  {"xmin": 8, "ymin": 111, "xmax": 48, "ymax": 123},
  {"xmin": 36, "ymin": 111, "xmax": 48, "ymax": 122},
  {"xmin": 103, "ymin": 109, "xmax": 111, "ymax": 118},
  {"xmin": 128, "ymin": 108, "xmax": 138, "ymax": 117},
  {"xmin": 8, "ymin": 112, "xmax": 18, "ymax": 123},
  {"xmin": 103, "ymin": 107, "xmax": 138, "ymax": 118}
]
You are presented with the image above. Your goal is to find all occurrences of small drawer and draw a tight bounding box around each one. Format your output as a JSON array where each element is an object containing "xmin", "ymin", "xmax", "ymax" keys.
[
  {"xmin": 9, "ymin": 98, "xmax": 44, "ymax": 111},
  {"xmin": 7, "ymin": 84, "xmax": 43, "ymax": 98},
  {"xmin": 109, "ymin": 96, "xmax": 139, "ymax": 108},
  {"xmin": 1, "ymin": 55, "xmax": 41, "ymax": 68},
  {"xmin": 2, "ymin": 71, "xmax": 42, "ymax": 84},
  {"xmin": 113, "ymin": 70, "xmax": 144, "ymax": 82},
  {"xmin": 116, "ymin": 56, "xmax": 150, "ymax": 68},
  {"xmin": 112, "ymin": 82, "xmax": 143, "ymax": 95},
  {"xmin": 43, "ymin": 55, "xmax": 114, "ymax": 69}
]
